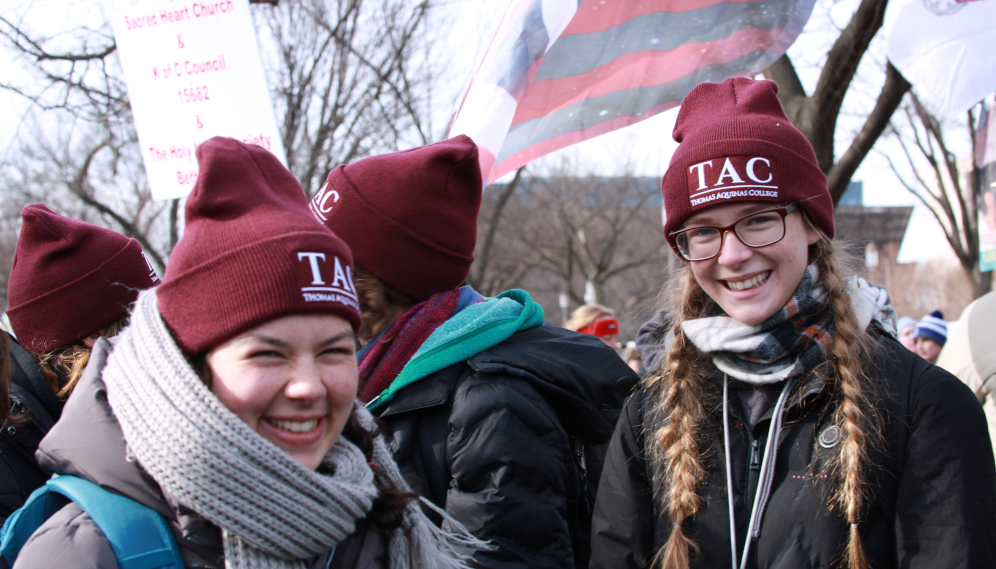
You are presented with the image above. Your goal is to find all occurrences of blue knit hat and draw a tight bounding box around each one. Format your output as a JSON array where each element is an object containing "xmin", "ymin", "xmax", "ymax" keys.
[{"xmin": 914, "ymin": 310, "xmax": 947, "ymax": 346}]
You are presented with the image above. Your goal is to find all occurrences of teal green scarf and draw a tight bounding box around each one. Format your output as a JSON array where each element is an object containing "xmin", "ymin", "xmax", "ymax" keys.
[{"xmin": 367, "ymin": 289, "xmax": 544, "ymax": 411}]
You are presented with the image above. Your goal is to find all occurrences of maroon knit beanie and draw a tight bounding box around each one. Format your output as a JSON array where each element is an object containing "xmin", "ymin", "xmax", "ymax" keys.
[
  {"xmin": 661, "ymin": 77, "xmax": 834, "ymax": 253},
  {"xmin": 157, "ymin": 137, "xmax": 362, "ymax": 355},
  {"xmin": 310, "ymin": 135, "xmax": 482, "ymax": 300},
  {"xmin": 6, "ymin": 204, "xmax": 160, "ymax": 353}
]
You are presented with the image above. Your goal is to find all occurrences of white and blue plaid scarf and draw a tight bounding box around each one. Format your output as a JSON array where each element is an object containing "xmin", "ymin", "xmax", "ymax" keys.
[{"xmin": 681, "ymin": 266, "xmax": 896, "ymax": 384}]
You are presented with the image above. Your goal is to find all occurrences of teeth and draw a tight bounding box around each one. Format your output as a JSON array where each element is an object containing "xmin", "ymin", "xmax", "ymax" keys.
[
  {"xmin": 726, "ymin": 271, "xmax": 770, "ymax": 291},
  {"xmin": 267, "ymin": 419, "xmax": 319, "ymax": 433}
]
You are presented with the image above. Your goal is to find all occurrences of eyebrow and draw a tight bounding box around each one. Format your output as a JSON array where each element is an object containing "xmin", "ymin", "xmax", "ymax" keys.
[
  {"xmin": 250, "ymin": 330, "xmax": 355, "ymax": 349},
  {"xmin": 317, "ymin": 331, "xmax": 356, "ymax": 347},
  {"xmin": 684, "ymin": 204, "xmax": 778, "ymax": 226}
]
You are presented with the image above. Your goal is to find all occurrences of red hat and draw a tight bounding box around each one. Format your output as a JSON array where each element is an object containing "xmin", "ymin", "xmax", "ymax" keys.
[
  {"xmin": 157, "ymin": 137, "xmax": 361, "ymax": 355},
  {"xmin": 661, "ymin": 77, "xmax": 834, "ymax": 253},
  {"xmin": 310, "ymin": 135, "xmax": 482, "ymax": 300},
  {"xmin": 577, "ymin": 317, "xmax": 620, "ymax": 338},
  {"xmin": 6, "ymin": 204, "xmax": 160, "ymax": 353}
]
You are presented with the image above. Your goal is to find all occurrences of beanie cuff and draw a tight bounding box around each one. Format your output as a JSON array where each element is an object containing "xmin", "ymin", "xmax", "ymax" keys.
[
  {"xmin": 7, "ymin": 240, "xmax": 152, "ymax": 353},
  {"xmin": 915, "ymin": 328, "xmax": 946, "ymax": 346},
  {"xmin": 663, "ymin": 138, "xmax": 834, "ymax": 250},
  {"xmin": 158, "ymin": 231, "xmax": 362, "ymax": 355}
]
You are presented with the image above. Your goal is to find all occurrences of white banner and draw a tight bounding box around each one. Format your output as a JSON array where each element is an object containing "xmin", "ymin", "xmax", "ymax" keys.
[
  {"xmin": 885, "ymin": 0, "xmax": 996, "ymax": 118},
  {"xmin": 112, "ymin": 0, "xmax": 285, "ymax": 200}
]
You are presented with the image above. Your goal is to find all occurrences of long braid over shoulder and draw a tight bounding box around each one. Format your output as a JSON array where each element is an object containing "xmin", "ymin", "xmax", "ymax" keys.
[
  {"xmin": 647, "ymin": 235, "xmax": 880, "ymax": 569},
  {"xmin": 647, "ymin": 268, "xmax": 711, "ymax": 569},
  {"xmin": 811, "ymin": 236, "xmax": 881, "ymax": 569}
]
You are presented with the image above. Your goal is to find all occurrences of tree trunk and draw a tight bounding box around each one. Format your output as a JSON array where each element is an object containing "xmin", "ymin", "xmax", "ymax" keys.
[
  {"xmin": 972, "ymin": 266, "xmax": 994, "ymax": 299},
  {"xmin": 763, "ymin": 0, "xmax": 911, "ymax": 205}
]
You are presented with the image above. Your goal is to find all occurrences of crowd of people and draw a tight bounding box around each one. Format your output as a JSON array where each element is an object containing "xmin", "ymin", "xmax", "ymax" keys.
[{"xmin": 0, "ymin": 77, "xmax": 993, "ymax": 569}]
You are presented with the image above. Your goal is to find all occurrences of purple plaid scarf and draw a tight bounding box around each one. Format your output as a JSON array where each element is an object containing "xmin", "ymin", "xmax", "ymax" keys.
[{"xmin": 358, "ymin": 289, "xmax": 462, "ymax": 402}]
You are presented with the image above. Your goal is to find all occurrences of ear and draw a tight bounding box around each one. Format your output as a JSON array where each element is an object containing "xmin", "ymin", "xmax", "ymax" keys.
[
  {"xmin": 804, "ymin": 221, "xmax": 822, "ymax": 246},
  {"xmin": 81, "ymin": 333, "xmax": 101, "ymax": 348}
]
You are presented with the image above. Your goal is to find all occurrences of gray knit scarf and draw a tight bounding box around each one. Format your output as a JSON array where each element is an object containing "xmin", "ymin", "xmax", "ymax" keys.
[
  {"xmin": 103, "ymin": 290, "xmax": 487, "ymax": 569},
  {"xmin": 680, "ymin": 265, "xmax": 897, "ymax": 384}
]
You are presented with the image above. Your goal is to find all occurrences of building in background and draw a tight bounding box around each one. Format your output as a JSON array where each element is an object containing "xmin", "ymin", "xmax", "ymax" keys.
[
  {"xmin": 834, "ymin": 182, "xmax": 913, "ymax": 291},
  {"xmin": 834, "ymin": 182, "xmax": 973, "ymax": 319}
]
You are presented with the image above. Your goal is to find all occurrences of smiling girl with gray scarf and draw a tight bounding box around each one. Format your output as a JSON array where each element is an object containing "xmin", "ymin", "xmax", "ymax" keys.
[
  {"xmin": 12, "ymin": 137, "xmax": 483, "ymax": 569},
  {"xmin": 590, "ymin": 78, "xmax": 996, "ymax": 569}
]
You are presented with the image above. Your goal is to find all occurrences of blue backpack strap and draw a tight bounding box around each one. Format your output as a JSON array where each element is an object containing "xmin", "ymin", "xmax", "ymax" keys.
[
  {"xmin": 0, "ymin": 476, "xmax": 184, "ymax": 569},
  {"xmin": 0, "ymin": 482, "xmax": 71, "ymax": 564}
]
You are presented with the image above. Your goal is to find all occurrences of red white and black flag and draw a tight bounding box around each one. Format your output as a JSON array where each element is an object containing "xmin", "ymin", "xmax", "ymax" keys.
[{"xmin": 449, "ymin": 0, "xmax": 817, "ymax": 185}]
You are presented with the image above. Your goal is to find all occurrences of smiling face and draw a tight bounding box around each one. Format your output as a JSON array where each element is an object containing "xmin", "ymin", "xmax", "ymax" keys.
[
  {"xmin": 206, "ymin": 314, "xmax": 358, "ymax": 470},
  {"xmin": 683, "ymin": 201, "xmax": 821, "ymax": 326}
]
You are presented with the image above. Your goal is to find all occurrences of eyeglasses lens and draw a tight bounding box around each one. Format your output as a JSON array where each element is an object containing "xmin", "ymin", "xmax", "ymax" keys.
[
  {"xmin": 675, "ymin": 211, "xmax": 786, "ymax": 261},
  {"xmin": 735, "ymin": 211, "xmax": 786, "ymax": 247}
]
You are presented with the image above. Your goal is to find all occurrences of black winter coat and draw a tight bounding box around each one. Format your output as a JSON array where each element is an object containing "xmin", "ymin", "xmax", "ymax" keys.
[
  {"xmin": 591, "ymin": 335, "xmax": 996, "ymax": 569},
  {"xmin": 0, "ymin": 334, "xmax": 62, "ymax": 525},
  {"xmin": 374, "ymin": 325, "xmax": 639, "ymax": 569}
]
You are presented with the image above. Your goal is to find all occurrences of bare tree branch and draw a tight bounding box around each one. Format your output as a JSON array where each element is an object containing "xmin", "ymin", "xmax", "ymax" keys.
[
  {"xmin": 470, "ymin": 167, "xmax": 524, "ymax": 291},
  {"xmin": 885, "ymin": 95, "xmax": 990, "ymax": 297},
  {"xmin": 826, "ymin": 62, "xmax": 911, "ymax": 201}
]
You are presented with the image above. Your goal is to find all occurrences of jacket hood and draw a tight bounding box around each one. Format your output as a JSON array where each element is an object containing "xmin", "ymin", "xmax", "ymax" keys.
[
  {"xmin": 7, "ymin": 334, "xmax": 63, "ymax": 432},
  {"xmin": 468, "ymin": 324, "xmax": 638, "ymax": 445},
  {"xmin": 35, "ymin": 337, "xmax": 174, "ymax": 519},
  {"xmin": 35, "ymin": 337, "xmax": 226, "ymax": 559},
  {"xmin": 635, "ymin": 308, "xmax": 673, "ymax": 376}
]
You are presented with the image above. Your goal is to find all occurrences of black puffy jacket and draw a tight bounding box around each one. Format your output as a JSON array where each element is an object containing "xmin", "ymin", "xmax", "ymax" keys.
[
  {"xmin": 591, "ymin": 335, "xmax": 996, "ymax": 569},
  {"xmin": 0, "ymin": 334, "xmax": 63, "ymax": 524},
  {"xmin": 374, "ymin": 324, "xmax": 639, "ymax": 569}
]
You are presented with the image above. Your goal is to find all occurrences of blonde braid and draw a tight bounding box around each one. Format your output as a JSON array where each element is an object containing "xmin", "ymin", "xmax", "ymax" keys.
[
  {"xmin": 648, "ymin": 268, "xmax": 710, "ymax": 569},
  {"xmin": 813, "ymin": 238, "xmax": 880, "ymax": 569},
  {"xmin": 647, "ymin": 233, "xmax": 879, "ymax": 569}
]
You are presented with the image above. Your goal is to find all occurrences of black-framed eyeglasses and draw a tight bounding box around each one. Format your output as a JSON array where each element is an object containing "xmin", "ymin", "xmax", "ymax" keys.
[{"xmin": 669, "ymin": 204, "xmax": 800, "ymax": 261}]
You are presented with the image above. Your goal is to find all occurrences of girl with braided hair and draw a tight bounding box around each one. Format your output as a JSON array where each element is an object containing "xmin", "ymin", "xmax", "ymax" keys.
[{"xmin": 590, "ymin": 78, "xmax": 996, "ymax": 569}]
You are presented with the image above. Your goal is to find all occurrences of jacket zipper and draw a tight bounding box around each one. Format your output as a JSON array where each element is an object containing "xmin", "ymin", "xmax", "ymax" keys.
[{"xmin": 743, "ymin": 431, "xmax": 763, "ymax": 569}]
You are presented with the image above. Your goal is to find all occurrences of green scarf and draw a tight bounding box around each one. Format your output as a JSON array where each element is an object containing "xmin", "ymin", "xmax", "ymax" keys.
[{"xmin": 367, "ymin": 289, "xmax": 544, "ymax": 411}]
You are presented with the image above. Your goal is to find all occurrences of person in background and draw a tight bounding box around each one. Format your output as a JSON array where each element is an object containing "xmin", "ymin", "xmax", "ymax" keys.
[
  {"xmin": 591, "ymin": 77, "xmax": 996, "ymax": 569},
  {"xmin": 896, "ymin": 316, "xmax": 917, "ymax": 351},
  {"xmin": 621, "ymin": 343, "xmax": 643, "ymax": 374},
  {"xmin": 566, "ymin": 304, "xmax": 620, "ymax": 349},
  {"xmin": 936, "ymin": 292, "xmax": 996, "ymax": 467},
  {"xmin": 0, "ymin": 204, "xmax": 159, "ymax": 523},
  {"xmin": 310, "ymin": 135, "xmax": 638, "ymax": 569},
  {"xmin": 0, "ymin": 326, "xmax": 49, "ymax": 528},
  {"xmin": 914, "ymin": 310, "xmax": 946, "ymax": 363},
  {"xmin": 11, "ymin": 137, "xmax": 478, "ymax": 569}
]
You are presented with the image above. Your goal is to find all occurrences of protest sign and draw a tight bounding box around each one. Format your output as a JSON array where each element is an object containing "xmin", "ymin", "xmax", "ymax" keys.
[{"xmin": 112, "ymin": 0, "xmax": 285, "ymax": 200}]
